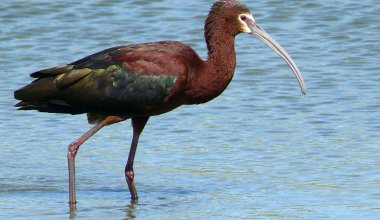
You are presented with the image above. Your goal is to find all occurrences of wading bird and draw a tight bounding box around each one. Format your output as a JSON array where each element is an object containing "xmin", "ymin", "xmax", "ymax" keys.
[{"xmin": 14, "ymin": 0, "xmax": 306, "ymax": 207}]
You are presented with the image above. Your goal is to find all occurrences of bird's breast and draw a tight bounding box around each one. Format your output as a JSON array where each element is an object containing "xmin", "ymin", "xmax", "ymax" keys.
[{"xmin": 184, "ymin": 69, "xmax": 234, "ymax": 104}]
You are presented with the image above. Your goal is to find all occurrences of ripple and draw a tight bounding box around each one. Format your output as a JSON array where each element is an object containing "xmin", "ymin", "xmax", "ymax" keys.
[{"xmin": 1, "ymin": 0, "xmax": 380, "ymax": 219}]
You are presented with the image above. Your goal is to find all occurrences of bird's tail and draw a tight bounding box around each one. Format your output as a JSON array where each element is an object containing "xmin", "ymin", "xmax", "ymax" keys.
[{"xmin": 14, "ymin": 65, "xmax": 85, "ymax": 114}]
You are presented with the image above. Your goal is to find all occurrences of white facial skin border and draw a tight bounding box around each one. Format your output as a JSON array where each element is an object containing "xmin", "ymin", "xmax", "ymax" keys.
[{"xmin": 238, "ymin": 13, "xmax": 255, "ymax": 33}]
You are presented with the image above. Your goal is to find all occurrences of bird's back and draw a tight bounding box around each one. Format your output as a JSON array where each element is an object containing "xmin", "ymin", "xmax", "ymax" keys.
[{"xmin": 14, "ymin": 41, "xmax": 204, "ymax": 122}]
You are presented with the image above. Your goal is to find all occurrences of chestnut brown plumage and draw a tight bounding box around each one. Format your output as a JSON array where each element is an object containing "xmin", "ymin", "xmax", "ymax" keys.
[{"xmin": 14, "ymin": 0, "xmax": 306, "ymax": 207}]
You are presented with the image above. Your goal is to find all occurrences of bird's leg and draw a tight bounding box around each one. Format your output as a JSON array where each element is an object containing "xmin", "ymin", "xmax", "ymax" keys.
[
  {"xmin": 125, "ymin": 116, "xmax": 149, "ymax": 200},
  {"xmin": 67, "ymin": 116, "xmax": 123, "ymax": 208}
]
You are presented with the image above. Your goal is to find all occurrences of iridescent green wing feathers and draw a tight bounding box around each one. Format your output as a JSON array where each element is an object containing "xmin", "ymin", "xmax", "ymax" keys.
[
  {"xmin": 14, "ymin": 42, "xmax": 192, "ymax": 116},
  {"xmin": 57, "ymin": 64, "xmax": 177, "ymax": 114}
]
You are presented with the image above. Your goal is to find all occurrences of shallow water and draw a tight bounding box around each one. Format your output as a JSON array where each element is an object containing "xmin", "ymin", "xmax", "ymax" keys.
[{"xmin": 1, "ymin": 0, "xmax": 379, "ymax": 219}]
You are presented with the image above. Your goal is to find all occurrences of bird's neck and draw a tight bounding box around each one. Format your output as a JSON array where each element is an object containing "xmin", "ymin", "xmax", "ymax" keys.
[
  {"xmin": 206, "ymin": 32, "xmax": 237, "ymax": 75},
  {"xmin": 204, "ymin": 12, "xmax": 237, "ymax": 75},
  {"xmin": 184, "ymin": 29, "xmax": 237, "ymax": 104},
  {"xmin": 202, "ymin": 28, "xmax": 237, "ymax": 99}
]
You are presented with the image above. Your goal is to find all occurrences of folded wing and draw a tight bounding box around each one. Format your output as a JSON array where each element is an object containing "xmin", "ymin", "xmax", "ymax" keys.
[{"xmin": 14, "ymin": 41, "xmax": 193, "ymax": 118}]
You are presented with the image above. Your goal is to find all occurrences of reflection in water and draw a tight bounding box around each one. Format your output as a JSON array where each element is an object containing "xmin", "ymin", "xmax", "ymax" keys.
[
  {"xmin": 123, "ymin": 200, "xmax": 137, "ymax": 220},
  {"xmin": 69, "ymin": 200, "xmax": 77, "ymax": 218},
  {"xmin": 66, "ymin": 198, "xmax": 137, "ymax": 219},
  {"xmin": 68, "ymin": 208, "xmax": 76, "ymax": 220}
]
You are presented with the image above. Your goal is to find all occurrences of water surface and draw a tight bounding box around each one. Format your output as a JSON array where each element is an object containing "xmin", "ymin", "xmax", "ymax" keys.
[{"xmin": 1, "ymin": 0, "xmax": 379, "ymax": 219}]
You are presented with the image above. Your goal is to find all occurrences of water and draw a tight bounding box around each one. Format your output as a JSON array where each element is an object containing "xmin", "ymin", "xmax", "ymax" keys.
[{"xmin": 1, "ymin": 0, "xmax": 379, "ymax": 219}]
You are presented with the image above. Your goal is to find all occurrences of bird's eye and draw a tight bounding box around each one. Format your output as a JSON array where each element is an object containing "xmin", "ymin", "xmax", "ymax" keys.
[{"xmin": 240, "ymin": 15, "xmax": 247, "ymax": 21}]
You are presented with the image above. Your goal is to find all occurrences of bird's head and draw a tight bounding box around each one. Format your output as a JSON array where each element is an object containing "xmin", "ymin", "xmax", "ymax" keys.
[{"xmin": 207, "ymin": 0, "xmax": 307, "ymax": 94}]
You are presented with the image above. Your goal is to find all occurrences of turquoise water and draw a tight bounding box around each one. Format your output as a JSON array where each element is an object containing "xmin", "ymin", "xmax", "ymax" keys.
[{"xmin": 1, "ymin": 0, "xmax": 379, "ymax": 219}]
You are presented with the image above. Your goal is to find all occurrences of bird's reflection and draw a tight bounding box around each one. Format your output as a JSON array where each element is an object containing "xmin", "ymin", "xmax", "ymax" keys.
[
  {"xmin": 68, "ymin": 205, "xmax": 76, "ymax": 220},
  {"xmin": 123, "ymin": 199, "xmax": 138, "ymax": 220},
  {"xmin": 66, "ymin": 199, "xmax": 137, "ymax": 220}
]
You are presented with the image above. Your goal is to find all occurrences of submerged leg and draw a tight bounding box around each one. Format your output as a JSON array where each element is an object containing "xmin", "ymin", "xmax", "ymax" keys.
[
  {"xmin": 125, "ymin": 116, "xmax": 149, "ymax": 200},
  {"xmin": 67, "ymin": 116, "xmax": 123, "ymax": 208}
]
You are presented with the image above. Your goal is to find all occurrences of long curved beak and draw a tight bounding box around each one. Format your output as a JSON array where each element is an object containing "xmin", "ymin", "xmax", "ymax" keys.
[{"xmin": 250, "ymin": 24, "xmax": 307, "ymax": 95}]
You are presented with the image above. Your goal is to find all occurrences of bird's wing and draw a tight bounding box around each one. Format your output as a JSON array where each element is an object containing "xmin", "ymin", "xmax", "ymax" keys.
[{"xmin": 16, "ymin": 42, "xmax": 192, "ymax": 116}]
